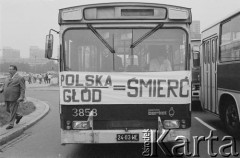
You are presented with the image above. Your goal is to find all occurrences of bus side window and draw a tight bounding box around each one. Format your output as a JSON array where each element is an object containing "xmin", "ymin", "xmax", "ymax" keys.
[
  {"xmin": 220, "ymin": 14, "xmax": 240, "ymax": 62},
  {"xmin": 212, "ymin": 40, "xmax": 215, "ymax": 63}
]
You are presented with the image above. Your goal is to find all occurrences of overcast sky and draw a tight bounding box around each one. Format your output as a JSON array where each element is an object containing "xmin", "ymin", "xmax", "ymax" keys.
[{"xmin": 0, "ymin": 0, "xmax": 240, "ymax": 58}]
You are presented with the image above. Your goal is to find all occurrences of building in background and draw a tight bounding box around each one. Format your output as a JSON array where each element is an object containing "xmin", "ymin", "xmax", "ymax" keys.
[
  {"xmin": 0, "ymin": 46, "xmax": 21, "ymax": 63},
  {"xmin": 28, "ymin": 46, "xmax": 48, "ymax": 66},
  {"xmin": 0, "ymin": 46, "xmax": 49, "ymax": 66},
  {"xmin": 190, "ymin": 20, "xmax": 201, "ymax": 40}
]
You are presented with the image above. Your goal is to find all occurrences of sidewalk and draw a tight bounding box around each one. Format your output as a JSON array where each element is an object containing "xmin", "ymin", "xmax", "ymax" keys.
[{"xmin": 0, "ymin": 97, "xmax": 50, "ymax": 146}]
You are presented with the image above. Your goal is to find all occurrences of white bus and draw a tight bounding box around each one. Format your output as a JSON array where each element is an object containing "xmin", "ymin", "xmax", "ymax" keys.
[
  {"xmin": 200, "ymin": 10, "xmax": 240, "ymax": 136},
  {"xmin": 45, "ymin": 2, "xmax": 192, "ymax": 153}
]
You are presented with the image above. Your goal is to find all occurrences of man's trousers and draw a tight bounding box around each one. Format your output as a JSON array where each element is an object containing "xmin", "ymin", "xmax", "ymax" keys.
[{"xmin": 5, "ymin": 101, "xmax": 22, "ymax": 126}]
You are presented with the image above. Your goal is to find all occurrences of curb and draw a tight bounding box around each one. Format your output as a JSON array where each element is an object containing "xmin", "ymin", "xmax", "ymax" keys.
[
  {"xmin": 27, "ymin": 86, "xmax": 59, "ymax": 91},
  {"xmin": 0, "ymin": 97, "xmax": 50, "ymax": 146}
]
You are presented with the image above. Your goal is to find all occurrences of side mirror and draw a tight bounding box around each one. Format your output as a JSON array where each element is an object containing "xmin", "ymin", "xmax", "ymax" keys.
[
  {"xmin": 192, "ymin": 51, "xmax": 200, "ymax": 67},
  {"xmin": 193, "ymin": 51, "xmax": 199, "ymax": 60},
  {"xmin": 192, "ymin": 46, "xmax": 200, "ymax": 60},
  {"xmin": 191, "ymin": 45, "xmax": 200, "ymax": 67},
  {"xmin": 192, "ymin": 45, "xmax": 200, "ymax": 52},
  {"xmin": 45, "ymin": 34, "xmax": 54, "ymax": 59}
]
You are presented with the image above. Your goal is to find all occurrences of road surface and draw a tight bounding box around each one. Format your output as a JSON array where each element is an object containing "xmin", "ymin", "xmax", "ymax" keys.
[{"xmin": 1, "ymin": 88, "xmax": 239, "ymax": 158}]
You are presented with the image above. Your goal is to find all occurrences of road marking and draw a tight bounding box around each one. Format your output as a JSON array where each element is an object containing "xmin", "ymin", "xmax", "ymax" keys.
[{"xmin": 194, "ymin": 117, "xmax": 216, "ymax": 131}]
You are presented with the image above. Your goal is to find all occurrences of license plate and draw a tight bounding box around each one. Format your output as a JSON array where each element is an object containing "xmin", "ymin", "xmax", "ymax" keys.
[{"xmin": 116, "ymin": 134, "xmax": 139, "ymax": 141}]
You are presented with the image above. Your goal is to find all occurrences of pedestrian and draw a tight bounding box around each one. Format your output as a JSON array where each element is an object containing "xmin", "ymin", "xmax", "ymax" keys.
[
  {"xmin": 28, "ymin": 74, "xmax": 32, "ymax": 84},
  {"xmin": 0, "ymin": 65, "xmax": 25, "ymax": 129},
  {"xmin": 38, "ymin": 74, "xmax": 42, "ymax": 84},
  {"xmin": 44, "ymin": 73, "xmax": 48, "ymax": 84},
  {"xmin": 33, "ymin": 74, "xmax": 37, "ymax": 83},
  {"xmin": 48, "ymin": 73, "xmax": 52, "ymax": 84}
]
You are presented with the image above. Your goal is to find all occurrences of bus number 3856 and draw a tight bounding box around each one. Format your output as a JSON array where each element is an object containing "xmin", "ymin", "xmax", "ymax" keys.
[{"xmin": 72, "ymin": 108, "xmax": 98, "ymax": 117}]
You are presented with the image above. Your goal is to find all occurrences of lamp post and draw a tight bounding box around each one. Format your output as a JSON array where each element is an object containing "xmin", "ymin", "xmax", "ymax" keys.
[
  {"xmin": 35, "ymin": 55, "xmax": 36, "ymax": 73},
  {"xmin": 0, "ymin": 49, "xmax": 2, "ymax": 72}
]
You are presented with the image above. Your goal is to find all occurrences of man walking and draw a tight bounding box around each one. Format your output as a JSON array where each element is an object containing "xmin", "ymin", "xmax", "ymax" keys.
[{"xmin": 0, "ymin": 65, "xmax": 25, "ymax": 129}]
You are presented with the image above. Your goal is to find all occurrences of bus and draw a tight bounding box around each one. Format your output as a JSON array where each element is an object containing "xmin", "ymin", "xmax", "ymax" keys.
[
  {"xmin": 200, "ymin": 10, "xmax": 240, "ymax": 136},
  {"xmin": 191, "ymin": 39, "xmax": 201, "ymax": 103},
  {"xmin": 45, "ymin": 2, "xmax": 192, "ymax": 152}
]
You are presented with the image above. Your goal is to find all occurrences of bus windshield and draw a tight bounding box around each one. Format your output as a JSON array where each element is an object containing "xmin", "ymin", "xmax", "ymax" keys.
[{"xmin": 63, "ymin": 28, "xmax": 187, "ymax": 72}]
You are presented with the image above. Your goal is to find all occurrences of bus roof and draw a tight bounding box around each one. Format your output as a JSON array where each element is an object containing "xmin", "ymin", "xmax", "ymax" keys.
[
  {"xmin": 59, "ymin": 2, "xmax": 192, "ymax": 24},
  {"xmin": 59, "ymin": 2, "xmax": 191, "ymax": 11},
  {"xmin": 202, "ymin": 8, "xmax": 240, "ymax": 33}
]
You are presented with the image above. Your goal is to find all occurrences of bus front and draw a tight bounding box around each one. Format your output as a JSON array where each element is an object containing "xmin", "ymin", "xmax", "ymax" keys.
[{"xmin": 56, "ymin": 3, "xmax": 192, "ymax": 146}]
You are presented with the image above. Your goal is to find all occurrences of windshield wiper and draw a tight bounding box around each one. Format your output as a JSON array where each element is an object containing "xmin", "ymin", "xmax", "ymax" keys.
[
  {"xmin": 130, "ymin": 23, "xmax": 164, "ymax": 48},
  {"xmin": 87, "ymin": 24, "xmax": 115, "ymax": 54}
]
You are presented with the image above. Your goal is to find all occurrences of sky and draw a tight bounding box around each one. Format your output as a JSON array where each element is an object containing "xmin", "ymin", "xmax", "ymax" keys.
[{"xmin": 0, "ymin": 0, "xmax": 240, "ymax": 58}]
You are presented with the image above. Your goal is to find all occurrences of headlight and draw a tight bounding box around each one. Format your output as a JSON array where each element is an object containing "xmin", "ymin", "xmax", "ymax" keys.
[
  {"xmin": 163, "ymin": 120, "xmax": 180, "ymax": 129},
  {"xmin": 72, "ymin": 121, "xmax": 90, "ymax": 129}
]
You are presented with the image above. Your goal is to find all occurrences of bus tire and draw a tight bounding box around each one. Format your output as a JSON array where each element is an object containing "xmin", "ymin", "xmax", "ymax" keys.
[{"xmin": 224, "ymin": 101, "xmax": 240, "ymax": 137}]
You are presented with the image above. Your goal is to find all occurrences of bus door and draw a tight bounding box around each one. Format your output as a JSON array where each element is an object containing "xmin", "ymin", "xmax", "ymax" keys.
[
  {"xmin": 203, "ymin": 38, "xmax": 217, "ymax": 112},
  {"xmin": 203, "ymin": 41, "xmax": 209, "ymax": 110},
  {"xmin": 207, "ymin": 40, "xmax": 212, "ymax": 111},
  {"xmin": 211, "ymin": 37, "xmax": 218, "ymax": 113}
]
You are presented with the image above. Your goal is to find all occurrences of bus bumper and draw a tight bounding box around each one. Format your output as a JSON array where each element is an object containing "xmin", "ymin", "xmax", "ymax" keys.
[{"xmin": 61, "ymin": 128, "xmax": 190, "ymax": 144}]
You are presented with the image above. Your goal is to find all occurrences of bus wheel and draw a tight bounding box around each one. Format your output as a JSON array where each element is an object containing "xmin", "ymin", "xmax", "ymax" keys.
[{"xmin": 224, "ymin": 102, "xmax": 240, "ymax": 136}]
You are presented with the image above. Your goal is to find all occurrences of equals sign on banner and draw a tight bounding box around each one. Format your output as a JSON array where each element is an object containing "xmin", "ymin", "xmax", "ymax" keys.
[{"xmin": 113, "ymin": 85, "xmax": 126, "ymax": 91}]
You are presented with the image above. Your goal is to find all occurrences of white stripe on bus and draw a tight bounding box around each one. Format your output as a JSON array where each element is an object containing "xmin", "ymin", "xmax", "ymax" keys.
[{"xmin": 194, "ymin": 117, "xmax": 216, "ymax": 131}]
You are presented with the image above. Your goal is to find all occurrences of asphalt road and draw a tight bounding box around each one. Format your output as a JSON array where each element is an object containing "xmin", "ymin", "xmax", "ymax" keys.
[{"xmin": 1, "ymin": 89, "xmax": 239, "ymax": 158}]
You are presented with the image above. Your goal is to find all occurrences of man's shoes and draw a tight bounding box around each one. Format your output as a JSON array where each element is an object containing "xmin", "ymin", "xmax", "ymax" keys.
[
  {"xmin": 16, "ymin": 116, "xmax": 23, "ymax": 124},
  {"xmin": 6, "ymin": 125, "xmax": 13, "ymax": 130}
]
